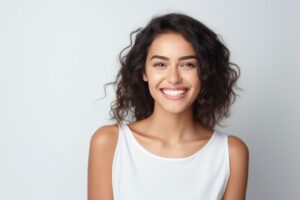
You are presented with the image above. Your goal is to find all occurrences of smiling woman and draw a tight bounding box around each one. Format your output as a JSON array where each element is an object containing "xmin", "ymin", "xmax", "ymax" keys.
[{"xmin": 88, "ymin": 12, "xmax": 249, "ymax": 200}]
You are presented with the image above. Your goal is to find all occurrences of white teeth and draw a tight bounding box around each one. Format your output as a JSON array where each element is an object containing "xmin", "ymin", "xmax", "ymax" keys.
[{"xmin": 162, "ymin": 89, "xmax": 187, "ymax": 96}]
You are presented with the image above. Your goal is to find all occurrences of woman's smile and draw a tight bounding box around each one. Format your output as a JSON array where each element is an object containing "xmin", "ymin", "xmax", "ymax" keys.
[{"xmin": 160, "ymin": 88, "xmax": 190, "ymax": 100}]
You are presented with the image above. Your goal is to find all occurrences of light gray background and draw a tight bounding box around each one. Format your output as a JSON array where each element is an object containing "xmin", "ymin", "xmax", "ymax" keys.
[{"xmin": 0, "ymin": 0, "xmax": 299, "ymax": 199}]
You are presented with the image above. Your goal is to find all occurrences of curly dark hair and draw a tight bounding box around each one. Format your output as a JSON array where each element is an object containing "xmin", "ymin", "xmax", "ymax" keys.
[{"xmin": 101, "ymin": 12, "xmax": 241, "ymax": 129}]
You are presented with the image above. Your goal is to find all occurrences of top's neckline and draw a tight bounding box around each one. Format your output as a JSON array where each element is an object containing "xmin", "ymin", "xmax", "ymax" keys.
[{"xmin": 122, "ymin": 123, "xmax": 217, "ymax": 162}]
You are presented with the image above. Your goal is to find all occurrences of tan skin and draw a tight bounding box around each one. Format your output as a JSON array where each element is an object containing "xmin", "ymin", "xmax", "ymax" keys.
[{"xmin": 88, "ymin": 32, "xmax": 249, "ymax": 200}]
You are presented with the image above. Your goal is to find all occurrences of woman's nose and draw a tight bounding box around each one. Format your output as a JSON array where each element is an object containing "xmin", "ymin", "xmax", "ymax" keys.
[{"xmin": 167, "ymin": 66, "xmax": 182, "ymax": 84}]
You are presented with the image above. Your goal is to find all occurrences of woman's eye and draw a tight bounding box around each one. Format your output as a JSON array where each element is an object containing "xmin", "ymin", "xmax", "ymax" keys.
[
  {"xmin": 153, "ymin": 63, "xmax": 166, "ymax": 68},
  {"xmin": 181, "ymin": 63, "xmax": 196, "ymax": 68}
]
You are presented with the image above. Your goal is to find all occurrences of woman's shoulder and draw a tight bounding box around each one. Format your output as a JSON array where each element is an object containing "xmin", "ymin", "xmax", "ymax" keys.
[
  {"xmin": 222, "ymin": 134, "xmax": 249, "ymax": 199},
  {"xmin": 89, "ymin": 123, "xmax": 119, "ymax": 150},
  {"xmin": 226, "ymin": 134, "xmax": 249, "ymax": 179},
  {"xmin": 88, "ymin": 124, "xmax": 119, "ymax": 199},
  {"xmin": 227, "ymin": 134, "xmax": 249, "ymax": 157}
]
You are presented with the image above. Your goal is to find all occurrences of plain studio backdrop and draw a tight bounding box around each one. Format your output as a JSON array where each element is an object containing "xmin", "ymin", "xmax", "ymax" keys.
[{"xmin": 0, "ymin": 0, "xmax": 299, "ymax": 199}]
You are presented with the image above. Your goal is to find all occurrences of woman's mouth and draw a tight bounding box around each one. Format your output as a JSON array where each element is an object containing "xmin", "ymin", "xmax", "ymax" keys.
[{"xmin": 160, "ymin": 88, "xmax": 189, "ymax": 100}]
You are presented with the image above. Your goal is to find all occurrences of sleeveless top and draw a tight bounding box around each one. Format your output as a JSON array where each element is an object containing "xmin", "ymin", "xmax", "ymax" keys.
[{"xmin": 112, "ymin": 123, "xmax": 230, "ymax": 200}]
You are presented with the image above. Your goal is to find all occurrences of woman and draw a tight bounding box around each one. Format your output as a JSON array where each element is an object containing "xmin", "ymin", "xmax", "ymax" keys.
[{"xmin": 88, "ymin": 13, "xmax": 249, "ymax": 200}]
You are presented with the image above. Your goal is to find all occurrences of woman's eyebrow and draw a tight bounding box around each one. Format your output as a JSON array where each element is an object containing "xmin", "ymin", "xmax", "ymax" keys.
[
  {"xmin": 150, "ymin": 55, "xmax": 197, "ymax": 61},
  {"xmin": 178, "ymin": 55, "xmax": 197, "ymax": 60}
]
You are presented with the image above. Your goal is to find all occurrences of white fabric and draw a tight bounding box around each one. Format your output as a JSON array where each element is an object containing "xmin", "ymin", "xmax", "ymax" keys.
[{"xmin": 112, "ymin": 123, "xmax": 230, "ymax": 200}]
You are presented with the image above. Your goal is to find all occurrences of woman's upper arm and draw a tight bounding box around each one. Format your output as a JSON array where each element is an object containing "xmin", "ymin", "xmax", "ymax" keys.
[
  {"xmin": 88, "ymin": 125, "xmax": 118, "ymax": 200},
  {"xmin": 222, "ymin": 135, "xmax": 249, "ymax": 200}
]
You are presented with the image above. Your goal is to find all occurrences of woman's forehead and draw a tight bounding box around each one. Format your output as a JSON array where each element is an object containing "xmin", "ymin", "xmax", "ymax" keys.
[{"xmin": 147, "ymin": 33, "xmax": 196, "ymax": 60}]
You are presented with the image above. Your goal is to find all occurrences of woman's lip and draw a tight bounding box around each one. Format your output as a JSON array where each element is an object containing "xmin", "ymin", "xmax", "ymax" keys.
[{"xmin": 160, "ymin": 87, "xmax": 189, "ymax": 90}]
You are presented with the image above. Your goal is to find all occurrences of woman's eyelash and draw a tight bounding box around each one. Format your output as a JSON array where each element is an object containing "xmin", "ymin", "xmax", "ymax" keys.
[
  {"xmin": 181, "ymin": 63, "xmax": 196, "ymax": 67},
  {"xmin": 153, "ymin": 63, "xmax": 166, "ymax": 67},
  {"xmin": 153, "ymin": 63, "xmax": 196, "ymax": 68}
]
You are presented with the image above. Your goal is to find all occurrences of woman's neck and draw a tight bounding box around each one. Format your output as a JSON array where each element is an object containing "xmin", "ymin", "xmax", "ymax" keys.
[{"xmin": 142, "ymin": 106, "xmax": 203, "ymax": 143}]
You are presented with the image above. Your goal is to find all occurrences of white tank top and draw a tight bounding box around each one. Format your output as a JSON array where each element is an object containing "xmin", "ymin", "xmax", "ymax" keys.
[{"xmin": 112, "ymin": 123, "xmax": 230, "ymax": 200}]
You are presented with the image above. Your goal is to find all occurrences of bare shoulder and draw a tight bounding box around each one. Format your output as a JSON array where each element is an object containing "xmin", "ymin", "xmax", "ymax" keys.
[
  {"xmin": 222, "ymin": 134, "xmax": 249, "ymax": 200},
  {"xmin": 90, "ymin": 124, "xmax": 119, "ymax": 146},
  {"xmin": 227, "ymin": 134, "xmax": 249, "ymax": 158},
  {"xmin": 87, "ymin": 124, "xmax": 119, "ymax": 200}
]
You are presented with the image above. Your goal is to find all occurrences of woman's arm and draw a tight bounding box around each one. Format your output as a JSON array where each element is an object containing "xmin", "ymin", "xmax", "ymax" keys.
[
  {"xmin": 222, "ymin": 135, "xmax": 249, "ymax": 200},
  {"xmin": 88, "ymin": 125, "xmax": 117, "ymax": 200}
]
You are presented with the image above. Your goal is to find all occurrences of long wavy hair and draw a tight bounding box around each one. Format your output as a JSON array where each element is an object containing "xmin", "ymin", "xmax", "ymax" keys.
[{"xmin": 102, "ymin": 12, "xmax": 241, "ymax": 129}]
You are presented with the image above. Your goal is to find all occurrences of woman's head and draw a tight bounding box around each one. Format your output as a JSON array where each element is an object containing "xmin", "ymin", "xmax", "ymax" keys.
[{"xmin": 106, "ymin": 12, "xmax": 241, "ymax": 129}]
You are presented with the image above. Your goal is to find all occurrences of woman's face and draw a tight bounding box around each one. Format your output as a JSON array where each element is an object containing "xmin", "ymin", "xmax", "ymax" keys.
[{"xmin": 143, "ymin": 32, "xmax": 201, "ymax": 114}]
